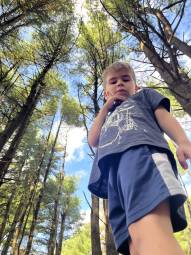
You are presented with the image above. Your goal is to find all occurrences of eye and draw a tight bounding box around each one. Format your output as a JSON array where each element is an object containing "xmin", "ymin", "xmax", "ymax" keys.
[
  {"xmin": 123, "ymin": 77, "xmax": 131, "ymax": 82},
  {"xmin": 110, "ymin": 80, "xmax": 117, "ymax": 84}
]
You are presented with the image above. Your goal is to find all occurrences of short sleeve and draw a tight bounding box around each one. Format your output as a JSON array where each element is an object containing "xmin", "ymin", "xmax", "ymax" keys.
[{"xmin": 144, "ymin": 88, "xmax": 170, "ymax": 112}]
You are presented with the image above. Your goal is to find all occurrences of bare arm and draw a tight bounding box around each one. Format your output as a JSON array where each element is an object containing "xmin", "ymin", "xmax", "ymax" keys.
[
  {"xmin": 88, "ymin": 105, "xmax": 109, "ymax": 147},
  {"xmin": 88, "ymin": 94, "xmax": 127, "ymax": 147},
  {"xmin": 155, "ymin": 106, "xmax": 191, "ymax": 169}
]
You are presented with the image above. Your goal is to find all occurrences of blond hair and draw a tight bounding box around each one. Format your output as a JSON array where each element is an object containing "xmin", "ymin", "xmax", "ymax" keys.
[{"xmin": 102, "ymin": 61, "xmax": 136, "ymax": 88}]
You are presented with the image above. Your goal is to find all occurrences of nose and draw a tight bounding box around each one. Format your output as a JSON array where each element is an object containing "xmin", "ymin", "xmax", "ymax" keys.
[{"xmin": 117, "ymin": 79, "xmax": 124, "ymax": 87}]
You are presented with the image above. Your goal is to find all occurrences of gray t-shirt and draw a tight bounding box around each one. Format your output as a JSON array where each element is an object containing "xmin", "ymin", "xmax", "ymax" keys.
[{"xmin": 88, "ymin": 88, "xmax": 173, "ymax": 198}]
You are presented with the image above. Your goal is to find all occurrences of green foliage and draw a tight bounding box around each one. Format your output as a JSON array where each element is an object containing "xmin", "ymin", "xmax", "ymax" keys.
[
  {"xmin": 75, "ymin": 2, "xmax": 126, "ymax": 122},
  {"xmin": 147, "ymin": 81, "xmax": 184, "ymax": 118},
  {"xmin": 0, "ymin": 123, "xmax": 47, "ymax": 242},
  {"xmin": 77, "ymin": 6, "xmax": 122, "ymax": 76},
  {"xmin": 62, "ymin": 224, "xmax": 91, "ymax": 255},
  {"xmin": 61, "ymin": 95, "xmax": 83, "ymax": 126},
  {"xmin": 0, "ymin": 0, "xmax": 74, "ymax": 41},
  {"xmin": 36, "ymin": 175, "xmax": 81, "ymax": 250}
]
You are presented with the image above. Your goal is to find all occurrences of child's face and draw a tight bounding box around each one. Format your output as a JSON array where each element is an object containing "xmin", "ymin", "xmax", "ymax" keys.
[{"xmin": 104, "ymin": 68, "xmax": 138, "ymax": 100}]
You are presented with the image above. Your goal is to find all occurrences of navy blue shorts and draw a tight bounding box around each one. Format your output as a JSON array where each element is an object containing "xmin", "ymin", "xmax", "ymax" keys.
[{"xmin": 108, "ymin": 145, "xmax": 187, "ymax": 255}]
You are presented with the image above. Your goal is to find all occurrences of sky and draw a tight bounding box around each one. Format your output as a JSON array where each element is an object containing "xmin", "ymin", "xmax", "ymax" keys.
[{"xmin": 55, "ymin": 123, "xmax": 92, "ymax": 223}]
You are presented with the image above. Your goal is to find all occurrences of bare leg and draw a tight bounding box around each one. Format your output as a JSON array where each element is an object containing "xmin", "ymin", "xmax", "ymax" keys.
[
  {"xmin": 128, "ymin": 200, "xmax": 185, "ymax": 255},
  {"xmin": 129, "ymin": 240, "xmax": 139, "ymax": 255}
]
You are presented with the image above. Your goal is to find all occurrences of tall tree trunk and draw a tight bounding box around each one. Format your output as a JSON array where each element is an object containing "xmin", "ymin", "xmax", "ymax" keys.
[
  {"xmin": 103, "ymin": 200, "xmax": 118, "ymax": 255},
  {"xmin": 140, "ymin": 39, "xmax": 191, "ymax": 116},
  {"xmin": 55, "ymin": 143, "xmax": 67, "ymax": 255},
  {"xmin": 90, "ymin": 70, "xmax": 102, "ymax": 255},
  {"xmin": 12, "ymin": 227, "xmax": 20, "ymax": 255},
  {"xmin": 1, "ymin": 190, "xmax": 30, "ymax": 255},
  {"xmin": 0, "ymin": 186, "xmax": 17, "ymax": 243},
  {"xmin": 91, "ymin": 194, "xmax": 102, "ymax": 255},
  {"xmin": 12, "ymin": 187, "xmax": 36, "ymax": 255},
  {"xmin": 0, "ymin": 155, "xmax": 27, "ymax": 243},
  {"xmin": 47, "ymin": 184, "xmax": 61, "ymax": 255},
  {"xmin": 16, "ymin": 190, "xmax": 36, "ymax": 254},
  {"xmin": 0, "ymin": 116, "xmax": 31, "ymax": 185},
  {"xmin": 48, "ymin": 166, "xmax": 65, "ymax": 254},
  {"xmin": 0, "ymin": 59, "xmax": 53, "ymax": 153},
  {"xmin": 0, "ymin": 60, "xmax": 55, "ymax": 184},
  {"xmin": 24, "ymin": 114, "xmax": 63, "ymax": 255},
  {"xmin": 56, "ymin": 211, "xmax": 66, "ymax": 255}
]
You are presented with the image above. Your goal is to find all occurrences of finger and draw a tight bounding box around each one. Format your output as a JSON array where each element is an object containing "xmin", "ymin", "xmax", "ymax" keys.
[
  {"xmin": 115, "ymin": 96, "xmax": 127, "ymax": 101},
  {"xmin": 177, "ymin": 149, "xmax": 188, "ymax": 169},
  {"xmin": 185, "ymin": 151, "xmax": 191, "ymax": 161}
]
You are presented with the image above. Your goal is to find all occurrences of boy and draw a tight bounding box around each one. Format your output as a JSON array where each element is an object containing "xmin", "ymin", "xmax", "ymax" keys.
[{"xmin": 88, "ymin": 62, "xmax": 191, "ymax": 255}]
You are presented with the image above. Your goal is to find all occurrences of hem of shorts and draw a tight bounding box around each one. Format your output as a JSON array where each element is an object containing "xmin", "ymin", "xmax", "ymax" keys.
[
  {"xmin": 115, "ymin": 229, "xmax": 130, "ymax": 255},
  {"xmin": 127, "ymin": 190, "xmax": 185, "ymax": 228},
  {"xmin": 88, "ymin": 185, "xmax": 108, "ymax": 199}
]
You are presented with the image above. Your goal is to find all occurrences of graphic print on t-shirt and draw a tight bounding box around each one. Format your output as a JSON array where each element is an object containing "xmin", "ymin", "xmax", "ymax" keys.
[{"xmin": 99, "ymin": 101, "xmax": 139, "ymax": 148}]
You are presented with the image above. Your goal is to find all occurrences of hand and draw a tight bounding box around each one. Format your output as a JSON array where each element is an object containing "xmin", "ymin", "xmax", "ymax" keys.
[
  {"xmin": 176, "ymin": 141, "xmax": 191, "ymax": 169},
  {"xmin": 104, "ymin": 93, "xmax": 127, "ymax": 111}
]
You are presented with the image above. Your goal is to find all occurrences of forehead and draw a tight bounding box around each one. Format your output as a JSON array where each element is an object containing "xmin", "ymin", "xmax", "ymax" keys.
[{"xmin": 106, "ymin": 68, "xmax": 131, "ymax": 81}]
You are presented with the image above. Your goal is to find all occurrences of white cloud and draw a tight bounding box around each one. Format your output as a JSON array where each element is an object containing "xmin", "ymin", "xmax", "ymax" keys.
[
  {"xmin": 80, "ymin": 209, "xmax": 91, "ymax": 224},
  {"xmin": 64, "ymin": 126, "xmax": 86, "ymax": 162},
  {"xmin": 74, "ymin": 169, "xmax": 87, "ymax": 178},
  {"xmin": 67, "ymin": 169, "xmax": 87, "ymax": 179},
  {"xmin": 52, "ymin": 117, "xmax": 87, "ymax": 162}
]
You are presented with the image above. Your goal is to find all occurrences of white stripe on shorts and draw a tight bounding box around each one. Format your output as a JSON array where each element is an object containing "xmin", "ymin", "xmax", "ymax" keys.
[{"xmin": 151, "ymin": 152, "xmax": 186, "ymax": 197}]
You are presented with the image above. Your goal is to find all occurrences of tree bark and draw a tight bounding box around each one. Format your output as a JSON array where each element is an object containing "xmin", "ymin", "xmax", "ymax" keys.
[
  {"xmin": 103, "ymin": 200, "xmax": 118, "ymax": 255},
  {"xmin": 56, "ymin": 211, "xmax": 66, "ymax": 255},
  {"xmin": 12, "ymin": 226, "xmax": 20, "ymax": 255},
  {"xmin": 91, "ymin": 194, "xmax": 102, "ymax": 255},
  {"xmin": 47, "ymin": 180, "xmax": 62, "ymax": 255}
]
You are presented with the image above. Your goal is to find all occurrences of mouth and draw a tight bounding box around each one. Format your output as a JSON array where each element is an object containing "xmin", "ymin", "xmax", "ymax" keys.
[{"xmin": 116, "ymin": 89, "xmax": 128, "ymax": 95}]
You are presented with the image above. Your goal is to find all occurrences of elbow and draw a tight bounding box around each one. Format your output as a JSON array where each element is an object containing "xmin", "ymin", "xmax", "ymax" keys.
[{"xmin": 88, "ymin": 135, "xmax": 99, "ymax": 148}]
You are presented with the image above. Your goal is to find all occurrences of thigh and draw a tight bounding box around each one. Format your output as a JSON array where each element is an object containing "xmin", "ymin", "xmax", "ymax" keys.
[
  {"xmin": 128, "ymin": 199, "xmax": 174, "ymax": 249},
  {"xmin": 128, "ymin": 200, "xmax": 186, "ymax": 255}
]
